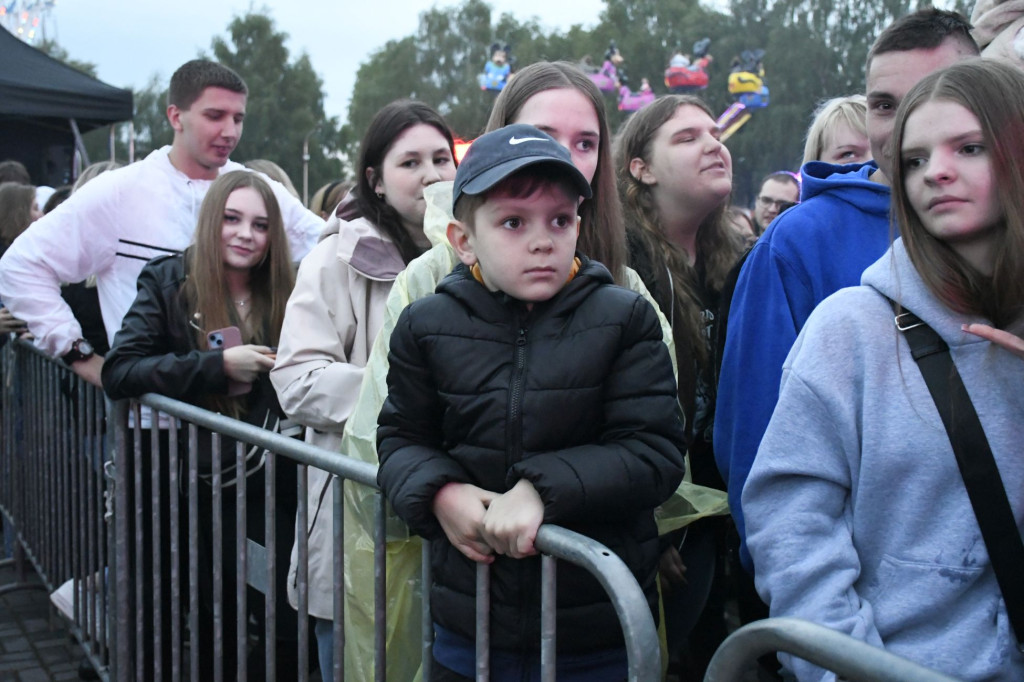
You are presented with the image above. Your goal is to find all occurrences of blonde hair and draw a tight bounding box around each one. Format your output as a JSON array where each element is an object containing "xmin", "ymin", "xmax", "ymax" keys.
[
  {"xmin": 244, "ymin": 159, "xmax": 299, "ymax": 198},
  {"xmin": 309, "ymin": 180, "xmax": 352, "ymax": 218},
  {"xmin": 73, "ymin": 160, "xmax": 122, "ymax": 193},
  {"xmin": 801, "ymin": 95, "xmax": 868, "ymax": 165}
]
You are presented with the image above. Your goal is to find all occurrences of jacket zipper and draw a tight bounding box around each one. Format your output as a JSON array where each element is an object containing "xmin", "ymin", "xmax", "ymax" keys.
[
  {"xmin": 507, "ymin": 326, "xmax": 528, "ymax": 472},
  {"xmin": 507, "ymin": 325, "xmax": 533, "ymax": 663}
]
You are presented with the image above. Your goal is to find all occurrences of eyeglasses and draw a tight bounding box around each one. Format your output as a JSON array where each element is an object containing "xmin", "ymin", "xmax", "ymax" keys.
[{"xmin": 756, "ymin": 195, "xmax": 797, "ymax": 212}]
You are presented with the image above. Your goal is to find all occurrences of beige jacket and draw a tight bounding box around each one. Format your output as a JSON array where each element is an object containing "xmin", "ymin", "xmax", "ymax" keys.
[{"xmin": 270, "ymin": 213, "xmax": 404, "ymax": 619}]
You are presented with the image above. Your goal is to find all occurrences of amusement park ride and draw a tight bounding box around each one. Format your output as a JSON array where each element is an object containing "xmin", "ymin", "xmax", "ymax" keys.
[
  {"xmin": 0, "ymin": 0, "xmax": 55, "ymax": 43},
  {"xmin": 478, "ymin": 37, "xmax": 770, "ymax": 142}
]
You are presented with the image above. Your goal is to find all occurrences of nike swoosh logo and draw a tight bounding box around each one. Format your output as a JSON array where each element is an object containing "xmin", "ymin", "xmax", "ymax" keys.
[{"xmin": 509, "ymin": 136, "xmax": 547, "ymax": 145}]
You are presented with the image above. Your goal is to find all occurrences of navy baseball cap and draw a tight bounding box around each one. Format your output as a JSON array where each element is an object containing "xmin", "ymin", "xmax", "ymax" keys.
[{"xmin": 452, "ymin": 123, "xmax": 593, "ymax": 209}]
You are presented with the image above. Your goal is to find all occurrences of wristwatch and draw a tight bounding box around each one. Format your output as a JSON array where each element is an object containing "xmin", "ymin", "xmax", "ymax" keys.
[{"xmin": 61, "ymin": 338, "xmax": 95, "ymax": 366}]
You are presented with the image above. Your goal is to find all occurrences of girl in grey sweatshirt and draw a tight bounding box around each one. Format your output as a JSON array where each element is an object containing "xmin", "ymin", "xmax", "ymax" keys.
[{"xmin": 742, "ymin": 59, "xmax": 1024, "ymax": 681}]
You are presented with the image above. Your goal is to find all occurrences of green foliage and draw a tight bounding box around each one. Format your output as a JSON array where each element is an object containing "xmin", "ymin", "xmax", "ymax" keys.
[
  {"xmin": 82, "ymin": 75, "xmax": 173, "ymax": 165},
  {"xmin": 209, "ymin": 12, "xmax": 344, "ymax": 200},
  {"xmin": 36, "ymin": 15, "xmax": 344, "ymax": 200},
  {"xmin": 128, "ymin": 75, "xmax": 174, "ymax": 157},
  {"xmin": 722, "ymin": 0, "xmax": 917, "ymax": 198},
  {"xmin": 343, "ymin": 0, "xmax": 501, "ymax": 161},
  {"xmin": 342, "ymin": 0, "xmax": 953, "ymax": 204}
]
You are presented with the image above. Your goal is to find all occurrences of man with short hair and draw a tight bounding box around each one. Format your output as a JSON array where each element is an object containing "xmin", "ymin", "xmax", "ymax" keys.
[
  {"xmin": 0, "ymin": 59, "xmax": 322, "ymax": 387},
  {"xmin": 715, "ymin": 9, "xmax": 980, "ymax": 573},
  {"xmin": 752, "ymin": 171, "xmax": 800, "ymax": 234},
  {"xmin": 0, "ymin": 60, "xmax": 322, "ymax": 678}
]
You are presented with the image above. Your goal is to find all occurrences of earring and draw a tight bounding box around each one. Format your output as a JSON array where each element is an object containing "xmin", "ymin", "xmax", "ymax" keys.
[{"xmin": 376, "ymin": 192, "xmax": 385, "ymax": 200}]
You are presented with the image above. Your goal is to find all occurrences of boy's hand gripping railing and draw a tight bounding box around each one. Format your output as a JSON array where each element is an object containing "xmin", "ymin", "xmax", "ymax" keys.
[
  {"xmin": 110, "ymin": 390, "xmax": 662, "ymax": 682},
  {"xmin": 423, "ymin": 525, "xmax": 662, "ymax": 682}
]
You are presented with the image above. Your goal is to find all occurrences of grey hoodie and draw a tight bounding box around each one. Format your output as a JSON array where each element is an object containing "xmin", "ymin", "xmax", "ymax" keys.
[{"xmin": 743, "ymin": 238, "xmax": 1024, "ymax": 681}]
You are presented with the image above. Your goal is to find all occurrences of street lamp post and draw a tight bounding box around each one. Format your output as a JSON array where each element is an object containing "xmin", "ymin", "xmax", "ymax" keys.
[{"xmin": 302, "ymin": 127, "xmax": 319, "ymax": 206}]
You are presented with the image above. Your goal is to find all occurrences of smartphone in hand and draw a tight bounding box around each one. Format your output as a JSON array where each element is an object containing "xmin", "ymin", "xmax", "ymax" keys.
[{"xmin": 206, "ymin": 326, "xmax": 250, "ymax": 396}]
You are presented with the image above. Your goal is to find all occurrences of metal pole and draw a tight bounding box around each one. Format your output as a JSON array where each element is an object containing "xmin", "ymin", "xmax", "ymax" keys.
[
  {"xmin": 475, "ymin": 563, "xmax": 490, "ymax": 682},
  {"xmin": 129, "ymin": 122, "xmax": 136, "ymax": 164},
  {"xmin": 111, "ymin": 400, "xmax": 132, "ymax": 680},
  {"xmin": 421, "ymin": 540, "xmax": 432, "ymax": 682},
  {"xmin": 302, "ymin": 128, "xmax": 316, "ymax": 207},
  {"xmin": 374, "ymin": 491, "xmax": 387, "ymax": 682},
  {"xmin": 704, "ymin": 618, "xmax": 961, "ymax": 682},
  {"xmin": 534, "ymin": 526, "xmax": 662, "ymax": 682},
  {"xmin": 69, "ymin": 118, "xmax": 91, "ymax": 169},
  {"xmin": 540, "ymin": 555, "xmax": 556, "ymax": 682}
]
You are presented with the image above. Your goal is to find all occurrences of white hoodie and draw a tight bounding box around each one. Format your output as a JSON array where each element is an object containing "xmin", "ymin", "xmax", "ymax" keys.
[{"xmin": 0, "ymin": 146, "xmax": 322, "ymax": 358}]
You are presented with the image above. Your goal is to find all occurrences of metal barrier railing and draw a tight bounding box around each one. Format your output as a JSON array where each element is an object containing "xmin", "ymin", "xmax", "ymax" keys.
[
  {"xmin": 2, "ymin": 339, "xmax": 665, "ymax": 681},
  {"xmin": 0, "ymin": 339, "xmax": 112, "ymax": 677},
  {"xmin": 704, "ymin": 617, "xmax": 962, "ymax": 682},
  {"xmin": 7, "ymin": 340, "xmax": 964, "ymax": 682}
]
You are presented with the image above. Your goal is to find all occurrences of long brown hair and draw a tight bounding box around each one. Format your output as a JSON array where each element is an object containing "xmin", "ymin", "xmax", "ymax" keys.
[
  {"xmin": 0, "ymin": 182, "xmax": 36, "ymax": 252},
  {"xmin": 181, "ymin": 171, "xmax": 295, "ymax": 414},
  {"xmin": 485, "ymin": 61, "xmax": 627, "ymax": 284},
  {"xmin": 616, "ymin": 95, "xmax": 743, "ymax": 382},
  {"xmin": 891, "ymin": 59, "xmax": 1024, "ymax": 328}
]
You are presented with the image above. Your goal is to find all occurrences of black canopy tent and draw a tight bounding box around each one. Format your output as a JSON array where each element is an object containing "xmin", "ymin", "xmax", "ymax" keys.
[{"xmin": 0, "ymin": 28, "xmax": 133, "ymax": 187}]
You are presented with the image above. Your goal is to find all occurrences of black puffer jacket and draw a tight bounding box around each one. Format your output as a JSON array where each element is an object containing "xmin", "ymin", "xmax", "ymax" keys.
[{"xmin": 377, "ymin": 257, "xmax": 686, "ymax": 654}]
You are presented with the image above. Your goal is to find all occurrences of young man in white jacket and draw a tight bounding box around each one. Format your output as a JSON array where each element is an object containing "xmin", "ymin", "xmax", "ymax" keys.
[{"xmin": 0, "ymin": 59, "xmax": 323, "ymax": 386}]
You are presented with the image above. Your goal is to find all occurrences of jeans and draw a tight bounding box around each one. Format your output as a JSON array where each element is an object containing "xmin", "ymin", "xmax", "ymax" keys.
[{"xmin": 315, "ymin": 617, "xmax": 334, "ymax": 679}]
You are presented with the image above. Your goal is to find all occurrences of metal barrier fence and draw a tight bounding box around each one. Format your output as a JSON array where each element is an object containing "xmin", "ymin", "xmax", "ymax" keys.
[
  {"xmin": 2, "ymin": 339, "xmax": 663, "ymax": 681},
  {"xmin": 3, "ymin": 340, "xmax": 961, "ymax": 682},
  {"xmin": 704, "ymin": 618, "xmax": 961, "ymax": 682},
  {"xmin": 0, "ymin": 338, "xmax": 111, "ymax": 677}
]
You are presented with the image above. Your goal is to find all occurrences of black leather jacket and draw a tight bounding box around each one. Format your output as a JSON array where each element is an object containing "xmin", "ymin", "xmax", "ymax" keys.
[
  {"xmin": 102, "ymin": 254, "xmax": 283, "ymax": 475},
  {"xmin": 102, "ymin": 253, "xmax": 230, "ymax": 400},
  {"xmin": 377, "ymin": 257, "xmax": 686, "ymax": 653}
]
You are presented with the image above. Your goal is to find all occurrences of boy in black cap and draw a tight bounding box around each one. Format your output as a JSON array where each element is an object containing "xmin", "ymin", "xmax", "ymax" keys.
[{"xmin": 376, "ymin": 124, "xmax": 686, "ymax": 681}]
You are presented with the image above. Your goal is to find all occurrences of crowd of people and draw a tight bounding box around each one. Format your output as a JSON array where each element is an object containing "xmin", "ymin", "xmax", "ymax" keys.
[{"xmin": 0, "ymin": 6, "xmax": 1022, "ymax": 682}]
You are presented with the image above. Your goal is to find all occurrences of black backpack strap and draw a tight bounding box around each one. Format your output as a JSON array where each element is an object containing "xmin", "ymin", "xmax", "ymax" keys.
[{"xmin": 887, "ymin": 297, "xmax": 1024, "ymax": 651}]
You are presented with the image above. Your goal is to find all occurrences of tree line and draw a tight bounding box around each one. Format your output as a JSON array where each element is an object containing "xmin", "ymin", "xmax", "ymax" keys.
[{"xmin": 42, "ymin": 0, "xmax": 970, "ymax": 203}]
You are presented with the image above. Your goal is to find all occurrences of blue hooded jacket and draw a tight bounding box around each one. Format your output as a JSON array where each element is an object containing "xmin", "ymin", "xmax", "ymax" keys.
[{"xmin": 714, "ymin": 160, "xmax": 891, "ymax": 571}]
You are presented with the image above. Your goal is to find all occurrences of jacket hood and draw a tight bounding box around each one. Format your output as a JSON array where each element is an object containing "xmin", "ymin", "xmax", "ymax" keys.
[
  {"xmin": 862, "ymin": 238, "xmax": 992, "ymax": 347},
  {"xmin": 334, "ymin": 191, "xmax": 361, "ymax": 221},
  {"xmin": 423, "ymin": 181, "xmax": 456, "ymax": 248},
  {"xmin": 799, "ymin": 160, "xmax": 889, "ymax": 213},
  {"xmin": 321, "ymin": 213, "xmax": 405, "ymax": 282}
]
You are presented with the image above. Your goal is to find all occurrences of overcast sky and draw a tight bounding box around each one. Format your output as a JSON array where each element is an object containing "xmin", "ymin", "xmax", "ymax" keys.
[{"xmin": 40, "ymin": 0, "xmax": 606, "ymax": 120}]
